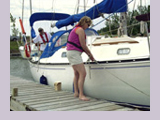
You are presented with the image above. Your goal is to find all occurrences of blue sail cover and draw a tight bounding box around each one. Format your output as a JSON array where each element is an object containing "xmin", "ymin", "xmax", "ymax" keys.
[
  {"xmin": 29, "ymin": 12, "xmax": 70, "ymax": 38},
  {"xmin": 56, "ymin": 0, "xmax": 128, "ymax": 28},
  {"xmin": 40, "ymin": 28, "xmax": 98, "ymax": 59}
]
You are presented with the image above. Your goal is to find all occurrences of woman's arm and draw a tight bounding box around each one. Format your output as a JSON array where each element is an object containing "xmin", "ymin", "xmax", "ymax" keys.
[{"xmin": 76, "ymin": 28, "xmax": 95, "ymax": 61}]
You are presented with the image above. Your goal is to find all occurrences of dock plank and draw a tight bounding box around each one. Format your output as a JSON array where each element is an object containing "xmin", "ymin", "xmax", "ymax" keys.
[
  {"xmin": 37, "ymin": 99, "xmax": 98, "ymax": 111},
  {"xmin": 10, "ymin": 75, "xmax": 142, "ymax": 111},
  {"xmin": 67, "ymin": 102, "xmax": 115, "ymax": 111}
]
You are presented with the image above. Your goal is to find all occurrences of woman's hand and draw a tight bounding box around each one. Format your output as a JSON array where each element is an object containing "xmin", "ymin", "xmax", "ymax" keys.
[{"xmin": 88, "ymin": 54, "xmax": 95, "ymax": 61}]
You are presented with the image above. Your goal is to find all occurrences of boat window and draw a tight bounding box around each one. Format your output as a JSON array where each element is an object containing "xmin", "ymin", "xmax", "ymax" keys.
[
  {"xmin": 117, "ymin": 48, "xmax": 130, "ymax": 55},
  {"xmin": 52, "ymin": 36, "xmax": 58, "ymax": 42},
  {"xmin": 61, "ymin": 52, "xmax": 67, "ymax": 58},
  {"xmin": 54, "ymin": 33, "xmax": 69, "ymax": 47},
  {"xmin": 85, "ymin": 29, "xmax": 98, "ymax": 36}
]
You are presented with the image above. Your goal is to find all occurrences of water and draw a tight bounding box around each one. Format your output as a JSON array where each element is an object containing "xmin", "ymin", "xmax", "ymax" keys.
[{"xmin": 10, "ymin": 57, "xmax": 34, "ymax": 81}]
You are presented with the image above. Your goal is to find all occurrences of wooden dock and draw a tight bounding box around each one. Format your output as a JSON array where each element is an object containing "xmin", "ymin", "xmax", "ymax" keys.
[{"xmin": 10, "ymin": 75, "xmax": 142, "ymax": 111}]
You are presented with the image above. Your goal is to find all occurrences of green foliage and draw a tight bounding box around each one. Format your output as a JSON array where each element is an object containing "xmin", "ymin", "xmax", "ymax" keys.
[
  {"xmin": 10, "ymin": 13, "xmax": 19, "ymax": 36},
  {"xmin": 10, "ymin": 41, "xmax": 19, "ymax": 53},
  {"xmin": 97, "ymin": 5, "xmax": 150, "ymax": 36}
]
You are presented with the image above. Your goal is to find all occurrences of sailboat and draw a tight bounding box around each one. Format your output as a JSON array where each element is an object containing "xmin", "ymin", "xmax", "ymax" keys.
[
  {"xmin": 18, "ymin": 0, "xmax": 70, "ymax": 59},
  {"xmin": 28, "ymin": 0, "xmax": 150, "ymax": 107}
]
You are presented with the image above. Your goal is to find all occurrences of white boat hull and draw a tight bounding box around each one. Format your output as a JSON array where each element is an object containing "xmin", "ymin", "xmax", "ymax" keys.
[{"xmin": 29, "ymin": 58, "xmax": 150, "ymax": 106}]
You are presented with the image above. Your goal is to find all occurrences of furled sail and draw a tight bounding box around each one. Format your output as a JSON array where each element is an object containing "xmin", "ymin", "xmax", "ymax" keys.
[{"xmin": 56, "ymin": 0, "xmax": 128, "ymax": 28}]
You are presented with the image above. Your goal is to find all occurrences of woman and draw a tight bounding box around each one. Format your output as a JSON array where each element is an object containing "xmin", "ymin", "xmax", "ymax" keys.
[{"xmin": 67, "ymin": 16, "xmax": 95, "ymax": 101}]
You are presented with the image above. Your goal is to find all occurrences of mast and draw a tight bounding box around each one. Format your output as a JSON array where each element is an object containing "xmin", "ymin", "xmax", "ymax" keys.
[
  {"xmin": 30, "ymin": 0, "xmax": 32, "ymax": 15},
  {"xmin": 84, "ymin": 0, "xmax": 86, "ymax": 13},
  {"xmin": 119, "ymin": 12, "xmax": 128, "ymax": 36},
  {"xmin": 20, "ymin": 0, "xmax": 24, "ymax": 43},
  {"xmin": 30, "ymin": 0, "xmax": 32, "ymax": 43},
  {"xmin": 22, "ymin": 0, "xmax": 24, "ymax": 24}
]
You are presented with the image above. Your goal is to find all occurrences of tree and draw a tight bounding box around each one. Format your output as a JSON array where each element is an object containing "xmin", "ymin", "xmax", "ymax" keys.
[
  {"xmin": 10, "ymin": 13, "xmax": 19, "ymax": 36},
  {"xmin": 97, "ymin": 5, "xmax": 150, "ymax": 36}
]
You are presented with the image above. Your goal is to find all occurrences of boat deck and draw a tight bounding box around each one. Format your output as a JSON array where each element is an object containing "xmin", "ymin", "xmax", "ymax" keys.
[{"xmin": 10, "ymin": 75, "xmax": 143, "ymax": 111}]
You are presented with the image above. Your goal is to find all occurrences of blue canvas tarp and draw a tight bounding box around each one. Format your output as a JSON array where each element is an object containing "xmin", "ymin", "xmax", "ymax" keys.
[
  {"xmin": 56, "ymin": 0, "xmax": 128, "ymax": 28},
  {"xmin": 29, "ymin": 12, "xmax": 70, "ymax": 38},
  {"xmin": 29, "ymin": 12, "xmax": 70, "ymax": 27}
]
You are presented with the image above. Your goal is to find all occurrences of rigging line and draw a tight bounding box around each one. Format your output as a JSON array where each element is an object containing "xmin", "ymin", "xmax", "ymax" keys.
[
  {"xmin": 129, "ymin": 0, "xmax": 136, "ymax": 23},
  {"xmin": 145, "ymin": 0, "xmax": 150, "ymax": 21},
  {"xmin": 92, "ymin": 0, "xmax": 97, "ymax": 20},
  {"xmin": 99, "ymin": 22, "xmax": 142, "ymax": 34},
  {"xmin": 77, "ymin": 0, "xmax": 80, "ymax": 14},
  {"xmin": 73, "ymin": 1, "xmax": 77, "ymax": 14},
  {"xmin": 74, "ymin": 0, "xmax": 79, "ymax": 14},
  {"xmin": 52, "ymin": 0, "xmax": 54, "ymax": 11},
  {"xmin": 93, "ymin": 60, "xmax": 150, "ymax": 97},
  {"xmin": 50, "ymin": 0, "xmax": 56, "ymax": 32},
  {"xmin": 86, "ymin": 0, "xmax": 89, "ymax": 6},
  {"xmin": 128, "ymin": 0, "xmax": 136, "ymax": 36},
  {"xmin": 95, "ymin": 0, "xmax": 102, "ymax": 17},
  {"xmin": 102, "ymin": 20, "xmax": 149, "ymax": 35},
  {"xmin": 84, "ymin": 0, "xmax": 86, "ymax": 16},
  {"xmin": 91, "ymin": 0, "xmax": 134, "ymax": 28}
]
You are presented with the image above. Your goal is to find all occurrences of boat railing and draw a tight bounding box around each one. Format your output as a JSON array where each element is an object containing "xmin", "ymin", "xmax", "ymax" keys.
[{"xmin": 99, "ymin": 21, "xmax": 150, "ymax": 37}]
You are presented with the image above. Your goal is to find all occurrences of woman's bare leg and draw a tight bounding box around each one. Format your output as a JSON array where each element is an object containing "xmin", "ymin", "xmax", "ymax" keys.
[
  {"xmin": 72, "ymin": 63, "xmax": 89, "ymax": 101},
  {"xmin": 72, "ymin": 68, "xmax": 79, "ymax": 97}
]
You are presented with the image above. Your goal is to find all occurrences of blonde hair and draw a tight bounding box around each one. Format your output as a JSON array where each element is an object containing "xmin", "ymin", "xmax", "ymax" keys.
[{"xmin": 78, "ymin": 16, "xmax": 92, "ymax": 27}]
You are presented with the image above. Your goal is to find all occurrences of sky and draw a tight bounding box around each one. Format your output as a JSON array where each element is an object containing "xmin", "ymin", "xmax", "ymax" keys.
[{"xmin": 10, "ymin": 0, "xmax": 150, "ymax": 36}]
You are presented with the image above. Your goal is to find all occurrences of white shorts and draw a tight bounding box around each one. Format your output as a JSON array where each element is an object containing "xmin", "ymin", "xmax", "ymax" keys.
[{"xmin": 67, "ymin": 50, "xmax": 83, "ymax": 65}]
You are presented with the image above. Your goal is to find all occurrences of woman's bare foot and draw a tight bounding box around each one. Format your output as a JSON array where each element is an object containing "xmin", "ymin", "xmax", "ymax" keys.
[
  {"xmin": 74, "ymin": 92, "xmax": 79, "ymax": 97},
  {"xmin": 79, "ymin": 95, "xmax": 90, "ymax": 101}
]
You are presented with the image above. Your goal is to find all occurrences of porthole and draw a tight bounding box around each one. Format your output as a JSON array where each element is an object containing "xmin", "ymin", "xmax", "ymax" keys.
[
  {"xmin": 61, "ymin": 52, "xmax": 67, "ymax": 58},
  {"xmin": 117, "ymin": 48, "xmax": 130, "ymax": 55}
]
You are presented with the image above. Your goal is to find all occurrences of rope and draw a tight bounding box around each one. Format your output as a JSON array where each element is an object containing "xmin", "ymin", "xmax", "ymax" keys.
[
  {"xmin": 92, "ymin": 0, "xmax": 97, "ymax": 20},
  {"xmin": 92, "ymin": 60, "xmax": 150, "ymax": 97},
  {"xmin": 73, "ymin": 0, "xmax": 79, "ymax": 14},
  {"xmin": 128, "ymin": 0, "xmax": 136, "ymax": 36},
  {"xmin": 128, "ymin": 0, "xmax": 136, "ymax": 24},
  {"xmin": 96, "ymin": 0, "xmax": 103, "ymax": 17}
]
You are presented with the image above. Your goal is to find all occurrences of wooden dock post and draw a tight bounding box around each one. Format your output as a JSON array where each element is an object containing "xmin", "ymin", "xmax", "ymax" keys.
[
  {"xmin": 12, "ymin": 88, "xmax": 18, "ymax": 97},
  {"xmin": 54, "ymin": 81, "xmax": 61, "ymax": 91}
]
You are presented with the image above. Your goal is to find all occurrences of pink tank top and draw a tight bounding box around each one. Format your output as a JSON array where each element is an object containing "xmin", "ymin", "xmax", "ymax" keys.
[{"xmin": 67, "ymin": 27, "xmax": 85, "ymax": 52}]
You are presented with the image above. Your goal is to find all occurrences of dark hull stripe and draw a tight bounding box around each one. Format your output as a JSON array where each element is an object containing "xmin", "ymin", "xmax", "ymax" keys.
[
  {"xmin": 29, "ymin": 58, "xmax": 150, "ymax": 66},
  {"xmin": 91, "ymin": 65, "xmax": 150, "ymax": 70}
]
